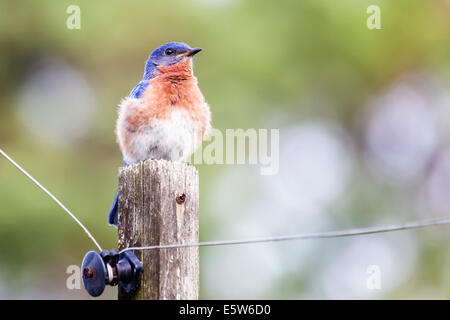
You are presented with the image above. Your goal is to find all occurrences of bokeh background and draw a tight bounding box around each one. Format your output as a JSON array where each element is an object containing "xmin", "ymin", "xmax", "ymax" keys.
[{"xmin": 0, "ymin": 0, "xmax": 450, "ymax": 299}]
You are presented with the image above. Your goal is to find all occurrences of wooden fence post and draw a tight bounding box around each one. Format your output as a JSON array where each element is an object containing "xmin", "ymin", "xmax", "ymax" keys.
[{"xmin": 117, "ymin": 159, "xmax": 199, "ymax": 300}]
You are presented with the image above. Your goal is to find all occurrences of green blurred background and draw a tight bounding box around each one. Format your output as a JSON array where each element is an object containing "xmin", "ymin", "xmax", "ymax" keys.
[{"xmin": 0, "ymin": 0, "xmax": 450, "ymax": 299}]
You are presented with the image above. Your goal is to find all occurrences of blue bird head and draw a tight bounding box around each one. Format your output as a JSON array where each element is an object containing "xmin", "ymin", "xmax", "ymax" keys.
[{"xmin": 143, "ymin": 42, "xmax": 202, "ymax": 80}]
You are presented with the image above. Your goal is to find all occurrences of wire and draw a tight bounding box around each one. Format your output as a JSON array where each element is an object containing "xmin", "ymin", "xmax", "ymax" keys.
[
  {"xmin": 0, "ymin": 148, "xmax": 103, "ymax": 252},
  {"xmin": 120, "ymin": 216, "xmax": 450, "ymax": 253},
  {"xmin": 2, "ymin": 147, "xmax": 450, "ymax": 256}
]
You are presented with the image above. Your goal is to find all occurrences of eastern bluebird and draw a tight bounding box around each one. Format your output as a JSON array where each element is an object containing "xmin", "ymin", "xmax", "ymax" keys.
[{"xmin": 108, "ymin": 42, "xmax": 211, "ymax": 226}]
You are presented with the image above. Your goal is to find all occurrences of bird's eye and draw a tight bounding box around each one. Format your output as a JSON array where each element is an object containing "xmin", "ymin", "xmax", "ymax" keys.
[{"xmin": 165, "ymin": 48, "xmax": 175, "ymax": 55}]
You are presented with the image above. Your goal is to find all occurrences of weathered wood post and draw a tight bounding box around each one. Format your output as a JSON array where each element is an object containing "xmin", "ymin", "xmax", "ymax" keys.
[{"xmin": 117, "ymin": 159, "xmax": 199, "ymax": 300}]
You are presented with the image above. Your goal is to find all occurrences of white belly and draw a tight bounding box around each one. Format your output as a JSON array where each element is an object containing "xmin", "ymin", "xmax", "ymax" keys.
[{"xmin": 123, "ymin": 109, "xmax": 202, "ymax": 164}]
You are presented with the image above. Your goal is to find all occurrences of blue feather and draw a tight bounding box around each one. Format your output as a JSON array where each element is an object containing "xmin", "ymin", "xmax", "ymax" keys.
[
  {"xmin": 129, "ymin": 81, "xmax": 149, "ymax": 98},
  {"xmin": 108, "ymin": 159, "xmax": 128, "ymax": 227},
  {"xmin": 107, "ymin": 191, "xmax": 119, "ymax": 226}
]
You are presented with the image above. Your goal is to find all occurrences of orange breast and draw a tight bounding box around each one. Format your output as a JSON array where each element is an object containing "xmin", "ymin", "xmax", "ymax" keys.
[
  {"xmin": 121, "ymin": 59, "xmax": 211, "ymax": 144},
  {"xmin": 137, "ymin": 59, "xmax": 208, "ymax": 123}
]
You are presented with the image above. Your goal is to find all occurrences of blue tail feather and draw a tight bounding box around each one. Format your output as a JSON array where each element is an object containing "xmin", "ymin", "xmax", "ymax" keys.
[
  {"xmin": 108, "ymin": 159, "xmax": 127, "ymax": 227},
  {"xmin": 108, "ymin": 190, "xmax": 119, "ymax": 227}
]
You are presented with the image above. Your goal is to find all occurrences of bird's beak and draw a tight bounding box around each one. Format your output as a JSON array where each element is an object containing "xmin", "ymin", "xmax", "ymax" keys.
[{"xmin": 185, "ymin": 48, "xmax": 202, "ymax": 57}]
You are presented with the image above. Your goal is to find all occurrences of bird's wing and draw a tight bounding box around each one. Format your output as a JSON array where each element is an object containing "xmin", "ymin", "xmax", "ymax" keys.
[{"xmin": 129, "ymin": 80, "xmax": 150, "ymax": 99}]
